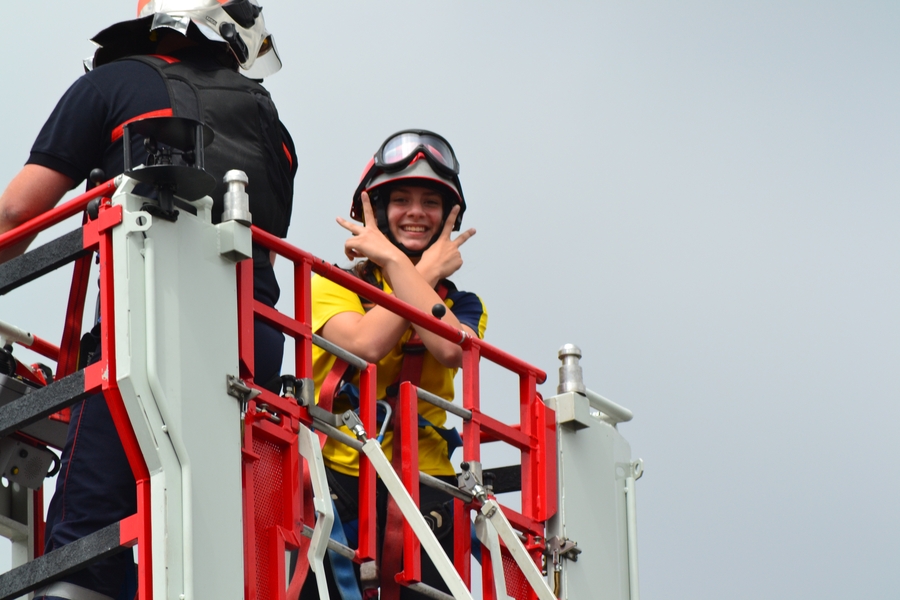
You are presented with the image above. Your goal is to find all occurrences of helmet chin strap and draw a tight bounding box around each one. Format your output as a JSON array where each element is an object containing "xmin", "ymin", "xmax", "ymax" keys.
[{"xmin": 371, "ymin": 191, "xmax": 442, "ymax": 258}]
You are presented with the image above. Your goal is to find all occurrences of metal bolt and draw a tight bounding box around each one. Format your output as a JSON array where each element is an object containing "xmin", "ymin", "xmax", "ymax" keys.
[
  {"xmin": 557, "ymin": 343, "xmax": 586, "ymax": 394},
  {"xmin": 222, "ymin": 170, "xmax": 252, "ymax": 225}
]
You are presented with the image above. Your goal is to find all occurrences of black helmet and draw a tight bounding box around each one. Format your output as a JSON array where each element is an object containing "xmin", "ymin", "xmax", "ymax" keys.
[{"xmin": 350, "ymin": 130, "xmax": 466, "ymax": 257}]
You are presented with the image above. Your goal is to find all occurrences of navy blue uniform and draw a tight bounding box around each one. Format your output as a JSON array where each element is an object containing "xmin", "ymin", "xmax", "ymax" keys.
[{"xmin": 30, "ymin": 51, "xmax": 296, "ymax": 600}]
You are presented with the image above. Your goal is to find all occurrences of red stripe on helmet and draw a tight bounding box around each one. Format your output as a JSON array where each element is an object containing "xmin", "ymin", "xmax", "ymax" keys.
[
  {"xmin": 282, "ymin": 142, "xmax": 293, "ymax": 168},
  {"xmin": 110, "ymin": 109, "xmax": 174, "ymax": 143},
  {"xmin": 136, "ymin": 0, "xmax": 152, "ymax": 16},
  {"xmin": 358, "ymin": 158, "xmax": 376, "ymax": 183}
]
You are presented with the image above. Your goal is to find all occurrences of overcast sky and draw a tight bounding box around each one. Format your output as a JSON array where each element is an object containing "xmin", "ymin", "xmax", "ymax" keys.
[{"xmin": 1, "ymin": 2, "xmax": 898, "ymax": 599}]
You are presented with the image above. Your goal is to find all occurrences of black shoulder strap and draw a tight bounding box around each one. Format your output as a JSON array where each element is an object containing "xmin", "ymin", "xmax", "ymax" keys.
[{"xmin": 124, "ymin": 55, "xmax": 202, "ymax": 121}]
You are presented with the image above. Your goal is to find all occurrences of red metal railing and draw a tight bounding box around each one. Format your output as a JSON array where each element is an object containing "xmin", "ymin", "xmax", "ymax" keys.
[
  {"xmin": 246, "ymin": 226, "xmax": 556, "ymax": 599},
  {"xmin": 0, "ymin": 180, "xmax": 117, "ymax": 255}
]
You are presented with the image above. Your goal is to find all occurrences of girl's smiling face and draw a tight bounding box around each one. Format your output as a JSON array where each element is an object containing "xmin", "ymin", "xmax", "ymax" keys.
[{"xmin": 386, "ymin": 185, "xmax": 444, "ymax": 253}]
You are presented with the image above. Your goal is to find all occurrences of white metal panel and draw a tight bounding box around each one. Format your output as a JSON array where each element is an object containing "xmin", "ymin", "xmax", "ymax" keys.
[
  {"xmin": 547, "ymin": 391, "xmax": 635, "ymax": 600},
  {"xmin": 112, "ymin": 184, "xmax": 246, "ymax": 600}
]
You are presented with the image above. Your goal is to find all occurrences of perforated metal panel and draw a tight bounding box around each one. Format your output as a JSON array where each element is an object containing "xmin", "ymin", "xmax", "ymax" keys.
[
  {"xmin": 502, "ymin": 549, "xmax": 536, "ymax": 600},
  {"xmin": 252, "ymin": 436, "xmax": 286, "ymax": 597}
]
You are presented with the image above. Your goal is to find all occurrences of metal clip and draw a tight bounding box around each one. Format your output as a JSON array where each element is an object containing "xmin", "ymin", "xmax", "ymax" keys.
[
  {"xmin": 458, "ymin": 461, "xmax": 488, "ymax": 503},
  {"xmin": 341, "ymin": 410, "xmax": 368, "ymax": 442},
  {"xmin": 376, "ymin": 400, "xmax": 392, "ymax": 444}
]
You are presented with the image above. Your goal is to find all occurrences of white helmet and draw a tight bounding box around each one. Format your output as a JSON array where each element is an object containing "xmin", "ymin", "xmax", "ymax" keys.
[
  {"xmin": 138, "ymin": 0, "xmax": 280, "ymax": 77},
  {"xmin": 91, "ymin": 0, "xmax": 280, "ymax": 77}
]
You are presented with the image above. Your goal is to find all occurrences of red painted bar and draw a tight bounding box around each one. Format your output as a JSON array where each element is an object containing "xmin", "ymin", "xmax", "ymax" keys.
[
  {"xmin": 481, "ymin": 547, "xmax": 496, "ymax": 600},
  {"xmin": 20, "ymin": 335, "xmax": 60, "ymax": 363},
  {"xmin": 253, "ymin": 300, "xmax": 309, "ymax": 340},
  {"xmin": 398, "ymin": 382, "xmax": 422, "ymax": 584},
  {"xmin": 462, "ymin": 345, "xmax": 481, "ymax": 462},
  {"xmin": 520, "ymin": 373, "xmax": 536, "ymax": 521},
  {"xmin": 477, "ymin": 343, "xmax": 547, "ymax": 385},
  {"xmin": 357, "ymin": 365, "xmax": 377, "ymax": 562},
  {"xmin": 453, "ymin": 498, "xmax": 471, "ymax": 587},
  {"xmin": 57, "ymin": 253, "xmax": 92, "ymax": 377},
  {"xmin": 536, "ymin": 396, "xmax": 558, "ymax": 522},
  {"xmin": 241, "ymin": 400, "xmax": 260, "ymax": 600},
  {"xmin": 471, "ymin": 410, "xmax": 531, "ymax": 450},
  {"xmin": 122, "ymin": 491, "xmax": 153, "ymax": 600},
  {"xmin": 295, "ymin": 259, "xmax": 313, "ymax": 381},
  {"xmin": 236, "ymin": 259, "xmax": 255, "ymax": 381},
  {"xmin": 32, "ymin": 488, "xmax": 44, "ymax": 559},
  {"xmin": 0, "ymin": 180, "xmax": 116, "ymax": 252}
]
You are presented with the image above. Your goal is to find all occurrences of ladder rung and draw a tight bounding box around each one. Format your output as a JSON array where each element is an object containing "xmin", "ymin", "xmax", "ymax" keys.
[
  {"xmin": 0, "ymin": 370, "xmax": 90, "ymax": 439},
  {"xmin": 0, "ymin": 229, "xmax": 88, "ymax": 296},
  {"xmin": 0, "ymin": 518, "xmax": 128, "ymax": 600},
  {"xmin": 482, "ymin": 464, "xmax": 522, "ymax": 495}
]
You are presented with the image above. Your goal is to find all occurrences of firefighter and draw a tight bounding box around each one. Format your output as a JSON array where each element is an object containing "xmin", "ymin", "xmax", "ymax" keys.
[
  {"xmin": 301, "ymin": 130, "xmax": 486, "ymax": 599},
  {"xmin": 0, "ymin": 2, "xmax": 296, "ymax": 598}
]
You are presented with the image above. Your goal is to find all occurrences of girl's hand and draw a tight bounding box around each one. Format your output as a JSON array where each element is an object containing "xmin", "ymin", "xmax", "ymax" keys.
[
  {"xmin": 337, "ymin": 192, "xmax": 405, "ymax": 267},
  {"xmin": 417, "ymin": 204, "xmax": 476, "ymax": 284}
]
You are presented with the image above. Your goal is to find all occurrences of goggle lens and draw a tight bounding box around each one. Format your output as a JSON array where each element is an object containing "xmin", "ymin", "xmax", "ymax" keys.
[{"xmin": 381, "ymin": 132, "xmax": 456, "ymax": 170}]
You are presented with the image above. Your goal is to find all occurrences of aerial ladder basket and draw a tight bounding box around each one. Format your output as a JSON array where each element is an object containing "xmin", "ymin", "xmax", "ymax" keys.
[{"xmin": 0, "ymin": 116, "xmax": 642, "ymax": 600}]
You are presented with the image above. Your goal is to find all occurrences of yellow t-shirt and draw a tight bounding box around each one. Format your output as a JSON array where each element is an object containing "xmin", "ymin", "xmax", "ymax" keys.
[{"xmin": 311, "ymin": 268, "xmax": 487, "ymax": 477}]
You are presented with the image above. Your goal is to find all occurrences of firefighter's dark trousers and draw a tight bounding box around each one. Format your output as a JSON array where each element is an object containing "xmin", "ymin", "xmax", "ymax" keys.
[{"xmin": 36, "ymin": 268, "xmax": 284, "ymax": 600}]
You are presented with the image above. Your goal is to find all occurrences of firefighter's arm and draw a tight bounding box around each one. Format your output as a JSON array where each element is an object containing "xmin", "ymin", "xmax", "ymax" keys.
[{"xmin": 0, "ymin": 165, "xmax": 74, "ymax": 263}]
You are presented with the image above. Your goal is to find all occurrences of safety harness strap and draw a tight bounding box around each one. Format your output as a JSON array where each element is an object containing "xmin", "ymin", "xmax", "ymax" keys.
[
  {"xmin": 319, "ymin": 358, "xmax": 355, "ymax": 414},
  {"xmin": 328, "ymin": 499, "xmax": 364, "ymax": 600}
]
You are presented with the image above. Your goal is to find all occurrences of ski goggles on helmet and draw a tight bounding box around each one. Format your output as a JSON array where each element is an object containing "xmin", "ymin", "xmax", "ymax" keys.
[{"xmin": 374, "ymin": 130, "xmax": 460, "ymax": 179}]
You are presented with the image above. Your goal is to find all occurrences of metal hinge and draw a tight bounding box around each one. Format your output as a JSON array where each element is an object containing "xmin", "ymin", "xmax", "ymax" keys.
[
  {"xmin": 226, "ymin": 374, "xmax": 261, "ymax": 412},
  {"xmin": 546, "ymin": 535, "xmax": 582, "ymax": 564}
]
